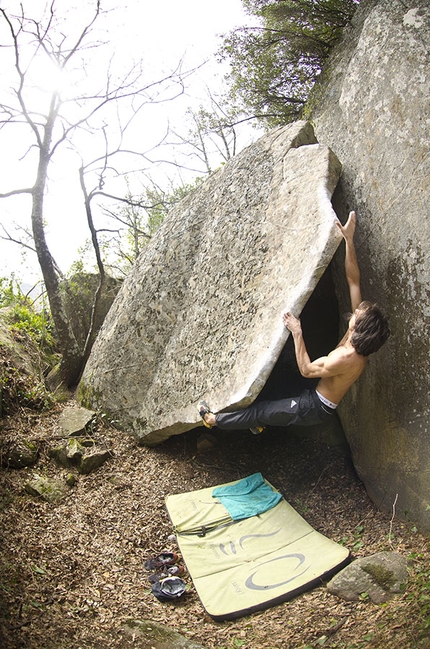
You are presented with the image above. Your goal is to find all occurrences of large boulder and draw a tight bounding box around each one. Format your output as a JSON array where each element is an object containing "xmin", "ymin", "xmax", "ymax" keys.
[
  {"xmin": 61, "ymin": 273, "xmax": 122, "ymax": 350},
  {"xmin": 311, "ymin": 0, "xmax": 430, "ymax": 529},
  {"xmin": 79, "ymin": 121, "xmax": 343, "ymax": 445}
]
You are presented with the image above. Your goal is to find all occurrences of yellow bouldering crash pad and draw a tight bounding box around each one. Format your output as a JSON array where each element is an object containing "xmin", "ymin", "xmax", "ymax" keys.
[{"xmin": 166, "ymin": 474, "xmax": 350, "ymax": 620}]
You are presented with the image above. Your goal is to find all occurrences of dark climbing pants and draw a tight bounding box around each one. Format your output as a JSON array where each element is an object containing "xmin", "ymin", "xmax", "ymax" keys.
[{"xmin": 215, "ymin": 389, "xmax": 335, "ymax": 430}]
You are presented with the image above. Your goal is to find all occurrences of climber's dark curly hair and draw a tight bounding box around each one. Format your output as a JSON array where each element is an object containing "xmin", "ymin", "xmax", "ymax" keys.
[{"xmin": 350, "ymin": 301, "xmax": 391, "ymax": 356}]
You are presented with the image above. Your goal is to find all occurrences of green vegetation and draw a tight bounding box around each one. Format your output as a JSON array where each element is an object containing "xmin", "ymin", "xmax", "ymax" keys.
[
  {"xmin": 218, "ymin": 0, "xmax": 359, "ymax": 128},
  {"xmin": 0, "ymin": 277, "xmax": 57, "ymax": 415},
  {"xmin": 0, "ymin": 277, "xmax": 55, "ymax": 354},
  {"xmin": 407, "ymin": 551, "xmax": 430, "ymax": 641}
]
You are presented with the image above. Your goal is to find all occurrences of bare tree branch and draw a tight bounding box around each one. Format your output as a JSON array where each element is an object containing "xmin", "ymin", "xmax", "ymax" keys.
[{"xmin": 0, "ymin": 1, "xmax": 197, "ymax": 386}]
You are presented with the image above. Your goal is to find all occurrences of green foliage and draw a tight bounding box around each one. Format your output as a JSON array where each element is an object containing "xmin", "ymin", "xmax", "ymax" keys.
[
  {"xmin": 352, "ymin": 524, "xmax": 364, "ymax": 551},
  {"xmin": 0, "ymin": 277, "xmax": 57, "ymax": 415},
  {"xmin": 8, "ymin": 305, "xmax": 55, "ymax": 352},
  {"xmin": 0, "ymin": 343, "xmax": 54, "ymax": 414},
  {"xmin": 408, "ymin": 551, "xmax": 430, "ymax": 639},
  {"xmin": 0, "ymin": 276, "xmax": 24, "ymax": 308},
  {"xmin": 219, "ymin": 0, "xmax": 359, "ymax": 128},
  {"xmin": 0, "ymin": 278, "xmax": 55, "ymax": 354},
  {"xmin": 232, "ymin": 640, "xmax": 247, "ymax": 648}
]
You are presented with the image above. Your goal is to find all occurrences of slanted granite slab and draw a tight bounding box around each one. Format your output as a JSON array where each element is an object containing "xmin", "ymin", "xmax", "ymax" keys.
[{"xmin": 78, "ymin": 121, "xmax": 342, "ymax": 445}]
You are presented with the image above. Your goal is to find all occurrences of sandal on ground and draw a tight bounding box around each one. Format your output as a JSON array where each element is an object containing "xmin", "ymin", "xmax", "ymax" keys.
[
  {"xmin": 151, "ymin": 576, "xmax": 186, "ymax": 602},
  {"xmin": 144, "ymin": 552, "xmax": 178, "ymax": 571},
  {"xmin": 148, "ymin": 564, "xmax": 185, "ymax": 583},
  {"xmin": 198, "ymin": 400, "xmax": 213, "ymax": 428}
]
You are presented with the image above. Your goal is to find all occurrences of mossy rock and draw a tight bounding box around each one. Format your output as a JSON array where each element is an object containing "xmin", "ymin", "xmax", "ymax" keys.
[
  {"xmin": 25, "ymin": 476, "xmax": 69, "ymax": 504},
  {"xmin": 1, "ymin": 439, "xmax": 39, "ymax": 469},
  {"xmin": 49, "ymin": 438, "xmax": 85, "ymax": 468},
  {"xmin": 78, "ymin": 450, "xmax": 111, "ymax": 475},
  {"xmin": 121, "ymin": 619, "xmax": 206, "ymax": 649}
]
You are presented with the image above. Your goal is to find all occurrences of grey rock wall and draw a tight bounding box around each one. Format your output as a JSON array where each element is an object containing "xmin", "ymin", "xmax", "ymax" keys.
[
  {"xmin": 311, "ymin": 0, "xmax": 430, "ymax": 529},
  {"xmin": 78, "ymin": 122, "xmax": 342, "ymax": 446}
]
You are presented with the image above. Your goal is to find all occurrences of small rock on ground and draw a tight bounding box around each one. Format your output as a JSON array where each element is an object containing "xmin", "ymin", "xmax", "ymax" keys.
[
  {"xmin": 121, "ymin": 619, "xmax": 207, "ymax": 649},
  {"xmin": 327, "ymin": 551, "xmax": 409, "ymax": 604}
]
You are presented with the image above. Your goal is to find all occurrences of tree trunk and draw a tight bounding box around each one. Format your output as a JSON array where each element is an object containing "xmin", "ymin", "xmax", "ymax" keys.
[{"xmin": 31, "ymin": 113, "xmax": 84, "ymax": 388}]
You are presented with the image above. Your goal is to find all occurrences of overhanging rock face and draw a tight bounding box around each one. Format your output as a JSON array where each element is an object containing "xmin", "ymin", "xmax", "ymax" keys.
[
  {"xmin": 311, "ymin": 0, "xmax": 430, "ymax": 530},
  {"xmin": 78, "ymin": 121, "xmax": 342, "ymax": 445}
]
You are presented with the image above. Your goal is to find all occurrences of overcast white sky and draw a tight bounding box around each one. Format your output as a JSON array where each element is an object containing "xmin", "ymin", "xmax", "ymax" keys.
[{"xmin": 0, "ymin": 0, "xmax": 259, "ymax": 283}]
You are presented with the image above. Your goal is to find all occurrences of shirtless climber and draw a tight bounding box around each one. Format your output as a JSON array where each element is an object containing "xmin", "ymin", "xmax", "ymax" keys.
[{"xmin": 198, "ymin": 211, "xmax": 390, "ymax": 433}]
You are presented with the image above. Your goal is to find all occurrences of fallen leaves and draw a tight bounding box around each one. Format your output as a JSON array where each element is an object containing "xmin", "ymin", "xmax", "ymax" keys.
[{"xmin": 0, "ymin": 403, "xmax": 429, "ymax": 649}]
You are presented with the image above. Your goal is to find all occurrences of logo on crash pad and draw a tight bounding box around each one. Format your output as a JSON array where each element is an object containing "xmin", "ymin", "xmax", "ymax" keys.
[{"xmin": 245, "ymin": 553, "xmax": 310, "ymax": 590}]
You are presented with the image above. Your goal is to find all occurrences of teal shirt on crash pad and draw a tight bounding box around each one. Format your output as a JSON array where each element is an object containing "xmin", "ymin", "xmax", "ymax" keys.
[{"xmin": 212, "ymin": 472, "xmax": 282, "ymax": 521}]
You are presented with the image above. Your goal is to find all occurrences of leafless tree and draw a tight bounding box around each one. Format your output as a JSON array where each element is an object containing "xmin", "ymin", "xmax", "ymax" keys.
[
  {"xmin": 162, "ymin": 88, "xmax": 244, "ymax": 175},
  {"xmin": 0, "ymin": 1, "xmax": 191, "ymax": 387}
]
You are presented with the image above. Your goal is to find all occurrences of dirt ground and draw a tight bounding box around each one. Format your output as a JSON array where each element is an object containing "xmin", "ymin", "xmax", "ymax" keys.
[{"xmin": 0, "ymin": 402, "xmax": 429, "ymax": 649}]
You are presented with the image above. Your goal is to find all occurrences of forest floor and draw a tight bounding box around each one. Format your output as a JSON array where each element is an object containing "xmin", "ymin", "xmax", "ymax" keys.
[{"xmin": 0, "ymin": 401, "xmax": 429, "ymax": 649}]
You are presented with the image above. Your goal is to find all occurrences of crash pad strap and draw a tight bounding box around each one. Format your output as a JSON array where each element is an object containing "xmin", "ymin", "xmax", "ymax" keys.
[{"xmin": 172, "ymin": 515, "xmax": 233, "ymax": 537}]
